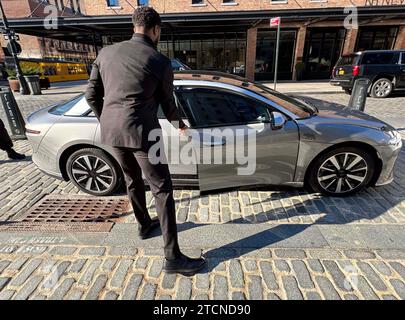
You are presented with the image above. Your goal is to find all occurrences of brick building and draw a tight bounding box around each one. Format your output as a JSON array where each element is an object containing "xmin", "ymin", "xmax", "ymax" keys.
[
  {"xmin": 0, "ymin": 0, "xmax": 95, "ymax": 65},
  {"xmin": 4, "ymin": 0, "xmax": 405, "ymax": 80}
]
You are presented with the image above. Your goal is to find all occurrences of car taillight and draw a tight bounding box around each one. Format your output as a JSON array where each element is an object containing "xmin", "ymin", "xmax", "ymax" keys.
[
  {"xmin": 26, "ymin": 128, "xmax": 41, "ymax": 135},
  {"xmin": 352, "ymin": 65, "xmax": 360, "ymax": 76}
]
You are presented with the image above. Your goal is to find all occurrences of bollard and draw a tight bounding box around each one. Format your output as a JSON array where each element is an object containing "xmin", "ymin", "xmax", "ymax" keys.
[
  {"xmin": 0, "ymin": 86, "xmax": 26, "ymax": 140},
  {"xmin": 348, "ymin": 78, "xmax": 371, "ymax": 112}
]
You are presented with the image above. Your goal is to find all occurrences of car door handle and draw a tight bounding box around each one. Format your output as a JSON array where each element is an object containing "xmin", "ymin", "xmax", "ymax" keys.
[{"xmin": 202, "ymin": 138, "xmax": 226, "ymax": 147}]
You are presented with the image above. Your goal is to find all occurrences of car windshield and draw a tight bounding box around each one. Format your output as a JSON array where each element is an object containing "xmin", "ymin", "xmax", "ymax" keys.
[
  {"xmin": 48, "ymin": 94, "xmax": 86, "ymax": 115},
  {"xmin": 249, "ymin": 82, "xmax": 316, "ymax": 118}
]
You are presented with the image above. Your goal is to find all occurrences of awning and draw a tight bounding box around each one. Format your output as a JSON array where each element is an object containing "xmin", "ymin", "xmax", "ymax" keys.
[{"xmin": 4, "ymin": 6, "xmax": 405, "ymax": 44}]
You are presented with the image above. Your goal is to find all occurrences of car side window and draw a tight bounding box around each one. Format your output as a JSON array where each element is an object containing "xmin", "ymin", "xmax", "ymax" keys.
[
  {"xmin": 362, "ymin": 52, "xmax": 396, "ymax": 65},
  {"xmin": 157, "ymin": 93, "xmax": 186, "ymax": 119},
  {"xmin": 176, "ymin": 87, "xmax": 271, "ymax": 128}
]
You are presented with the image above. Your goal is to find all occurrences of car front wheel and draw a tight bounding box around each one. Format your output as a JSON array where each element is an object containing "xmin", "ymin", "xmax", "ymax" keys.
[
  {"xmin": 66, "ymin": 148, "xmax": 121, "ymax": 196},
  {"xmin": 307, "ymin": 147, "xmax": 375, "ymax": 196},
  {"xmin": 370, "ymin": 78, "xmax": 393, "ymax": 98}
]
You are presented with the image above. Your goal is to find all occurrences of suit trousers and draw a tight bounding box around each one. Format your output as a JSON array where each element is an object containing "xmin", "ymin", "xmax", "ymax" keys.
[
  {"xmin": 112, "ymin": 147, "xmax": 181, "ymax": 260},
  {"xmin": 0, "ymin": 119, "xmax": 13, "ymax": 151}
]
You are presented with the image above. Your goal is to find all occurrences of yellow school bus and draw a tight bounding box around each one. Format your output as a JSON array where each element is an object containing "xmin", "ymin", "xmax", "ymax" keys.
[{"xmin": 19, "ymin": 59, "xmax": 89, "ymax": 83}]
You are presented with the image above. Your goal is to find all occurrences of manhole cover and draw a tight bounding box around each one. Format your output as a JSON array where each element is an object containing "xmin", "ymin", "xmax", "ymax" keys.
[
  {"xmin": 0, "ymin": 222, "xmax": 113, "ymax": 233},
  {"xmin": 17, "ymin": 195, "xmax": 130, "ymax": 223}
]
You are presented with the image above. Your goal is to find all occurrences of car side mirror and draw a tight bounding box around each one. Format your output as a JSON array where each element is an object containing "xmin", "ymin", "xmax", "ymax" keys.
[{"xmin": 271, "ymin": 112, "xmax": 286, "ymax": 130}]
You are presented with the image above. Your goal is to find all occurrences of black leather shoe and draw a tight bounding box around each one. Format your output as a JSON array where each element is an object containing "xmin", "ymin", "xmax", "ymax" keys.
[
  {"xmin": 138, "ymin": 217, "xmax": 160, "ymax": 240},
  {"xmin": 163, "ymin": 253, "xmax": 206, "ymax": 276},
  {"xmin": 7, "ymin": 149, "xmax": 26, "ymax": 160}
]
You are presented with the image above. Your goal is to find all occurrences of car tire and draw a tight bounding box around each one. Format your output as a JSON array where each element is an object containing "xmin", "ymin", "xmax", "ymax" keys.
[
  {"xmin": 66, "ymin": 148, "xmax": 122, "ymax": 196},
  {"xmin": 307, "ymin": 147, "xmax": 375, "ymax": 197},
  {"xmin": 344, "ymin": 89, "xmax": 352, "ymax": 95},
  {"xmin": 370, "ymin": 78, "xmax": 393, "ymax": 98}
]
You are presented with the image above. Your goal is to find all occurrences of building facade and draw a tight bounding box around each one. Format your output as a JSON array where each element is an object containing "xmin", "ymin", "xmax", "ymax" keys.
[
  {"xmin": 0, "ymin": 0, "xmax": 96, "ymax": 65},
  {"xmin": 3, "ymin": 0, "xmax": 405, "ymax": 81},
  {"xmin": 81, "ymin": 0, "xmax": 405, "ymax": 80}
]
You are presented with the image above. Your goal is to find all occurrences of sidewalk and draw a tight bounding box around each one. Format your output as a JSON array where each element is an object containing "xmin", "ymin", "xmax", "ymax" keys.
[
  {"xmin": 262, "ymin": 80, "xmax": 343, "ymax": 94},
  {"xmin": 0, "ymin": 77, "xmax": 404, "ymax": 300}
]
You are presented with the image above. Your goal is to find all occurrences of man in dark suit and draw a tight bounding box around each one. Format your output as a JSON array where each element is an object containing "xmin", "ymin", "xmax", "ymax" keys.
[
  {"xmin": 0, "ymin": 118, "xmax": 25, "ymax": 160},
  {"xmin": 85, "ymin": 7, "xmax": 206, "ymax": 276}
]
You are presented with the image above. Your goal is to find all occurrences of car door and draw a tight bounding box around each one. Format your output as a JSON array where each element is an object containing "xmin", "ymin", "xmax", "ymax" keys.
[
  {"xmin": 157, "ymin": 101, "xmax": 197, "ymax": 177},
  {"xmin": 93, "ymin": 103, "xmax": 197, "ymax": 178},
  {"xmin": 176, "ymin": 86, "xmax": 300, "ymax": 192}
]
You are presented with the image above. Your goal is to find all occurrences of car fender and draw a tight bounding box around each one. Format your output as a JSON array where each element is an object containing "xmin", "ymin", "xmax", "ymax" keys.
[{"xmin": 294, "ymin": 123, "xmax": 387, "ymax": 183}]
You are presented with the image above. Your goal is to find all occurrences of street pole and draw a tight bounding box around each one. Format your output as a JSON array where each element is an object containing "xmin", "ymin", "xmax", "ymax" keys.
[
  {"xmin": 0, "ymin": 0, "xmax": 29, "ymax": 95},
  {"xmin": 274, "ymin": 18, "xmax": 281, "ymax": 91}
]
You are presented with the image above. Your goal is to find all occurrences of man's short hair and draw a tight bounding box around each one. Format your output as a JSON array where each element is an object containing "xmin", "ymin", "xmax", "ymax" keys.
[{"xmin": 132, "ymin": 6, "xmax": 162, "ymax": 30}]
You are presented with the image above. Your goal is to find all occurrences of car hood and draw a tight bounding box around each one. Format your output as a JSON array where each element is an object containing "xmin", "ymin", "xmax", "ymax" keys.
[{"xmin": 295, "ymin": 97, "xmax": 395, "ymax": 131}]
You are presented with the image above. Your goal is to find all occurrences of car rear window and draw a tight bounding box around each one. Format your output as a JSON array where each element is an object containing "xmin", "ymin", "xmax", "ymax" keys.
[
  {"xmin": 48, "ymin": 94, "xmax": 85, "ymax": 115},
  {"xmin": 361, "ymin": 52, "xmax": 399, "ymax": 65},
  {"xmin": 337, "ymin": 55, "xmax": 360, "ymax": 66}
]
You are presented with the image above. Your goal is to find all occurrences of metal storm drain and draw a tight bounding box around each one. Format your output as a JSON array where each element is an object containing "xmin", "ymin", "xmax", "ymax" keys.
[
  {"xmin": 0, "ymin": 195, "xmax": 131, "ymax": 233},
  {"xmin": 0, "ymin": 222, "xmax": 113, "ymax": 233}
]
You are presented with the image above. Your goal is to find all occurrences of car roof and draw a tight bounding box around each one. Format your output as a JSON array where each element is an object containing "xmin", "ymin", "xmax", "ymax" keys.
[
  {"xmin": 344, "ymin": 50, "xmax": 404, "ymax": 56},
  {"xmin": 174, "ymin": 71, "xmax": 252, "ymax": 88}
]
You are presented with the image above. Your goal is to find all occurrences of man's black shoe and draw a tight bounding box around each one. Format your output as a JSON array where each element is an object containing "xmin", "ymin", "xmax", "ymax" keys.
[
  {"xmin": 138, "ymin": 217, "xmax": 160, "ymax": 240},
  {"xmin": 163, "ymin": 253, "xmax": 206, "ymax": 276},
  {"xmin": 6, "ymin": 149, "xmax": 26, "ymax": 160}
]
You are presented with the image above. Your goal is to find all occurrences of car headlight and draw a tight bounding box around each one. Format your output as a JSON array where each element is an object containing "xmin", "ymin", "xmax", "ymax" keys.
[{"xmin": 386, "ymin": 130, "xmax": 402, "ymax": 146}]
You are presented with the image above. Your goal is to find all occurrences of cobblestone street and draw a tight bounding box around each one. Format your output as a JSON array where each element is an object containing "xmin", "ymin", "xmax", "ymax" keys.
[{"xmin": 0, "ymin": 82, "xmax": 404, "ymax": 300}]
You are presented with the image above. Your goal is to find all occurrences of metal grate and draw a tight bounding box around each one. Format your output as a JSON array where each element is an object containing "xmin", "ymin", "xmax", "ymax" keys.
[
  {"xmin": 17, "ymin": 195, "xmax": 130, "ymax": 223},
  {"xmin": 0, "ymin": 222, "xmax": 114, "ymax": 233}
]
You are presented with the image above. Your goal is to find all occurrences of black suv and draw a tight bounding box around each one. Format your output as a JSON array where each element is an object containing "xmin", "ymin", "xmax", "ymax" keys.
[{"xmin": 330, "ymin": 50, "xmax": 405, "ymax": 98}]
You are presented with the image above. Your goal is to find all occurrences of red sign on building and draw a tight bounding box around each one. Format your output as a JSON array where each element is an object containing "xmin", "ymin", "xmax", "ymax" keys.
[{"xmin": 270, "ymin": 17, "xmax": 281, "ymax": 27}]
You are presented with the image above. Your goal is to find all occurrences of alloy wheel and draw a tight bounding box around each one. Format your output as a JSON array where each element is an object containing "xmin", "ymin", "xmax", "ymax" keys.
[
  {"xmin": 317, "ymin": 152, "xmax": 368, "ymax": 194},
  {"xmin": 374, "ymin": 80, "xmax": 391, "ymax": 97},
  {"xmin": 71, "ymin": 155, "xmax": 114, "ymax": 193}
]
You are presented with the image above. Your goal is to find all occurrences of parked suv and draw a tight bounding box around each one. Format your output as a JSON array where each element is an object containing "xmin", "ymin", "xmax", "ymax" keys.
[{"xmin": 330, "ymin": 50, "xmax": 405, "ymax": 98}]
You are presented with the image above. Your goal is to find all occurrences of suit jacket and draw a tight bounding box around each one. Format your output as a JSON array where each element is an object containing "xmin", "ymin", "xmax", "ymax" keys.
[{"xmin": 85, "ymin": 33, "xmax": 185, "ymax": 150}]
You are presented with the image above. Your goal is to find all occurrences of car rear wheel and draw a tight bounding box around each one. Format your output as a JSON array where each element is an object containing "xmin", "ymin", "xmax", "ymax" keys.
[
  {"xmin": 370, "ymin": 78, "xmax": 393, "ymax": 98},
  {"xmin": 66, "ymin": 148, "xmax": 121, "ymax": 196},
  {"xmin": 307, "ymin": 147, "xmax": 375, "ymax": 196}
]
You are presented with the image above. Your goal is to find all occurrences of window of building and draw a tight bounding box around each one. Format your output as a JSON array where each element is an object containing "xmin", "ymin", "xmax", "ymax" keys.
[
  {"xmin": 356, "ymin": 27, "xmax": 398, "ymax": 51},
  {"xmin": 107, "ymin": 0, "xmax": 120, "ymax": 7},
  {"xmin": 271, "ymin": 0, "xmax": 288, "ymax": 3},
  {"xmin": 158, "ymin": 32, "xmax": 246, "ymax": 75},
  {"xmin": 255, "ymin": 29, "xmax": 297, "ymax": 81},
  {"xmin": 303, "ymin": 28, "xmax": 346, "ymax": 80},
  {"xmin": 177, "ymin": 88, "xmax": 271, "ymax": 128},
  {"xmin": 192, "ymin": 0, "xmax": 204, "ymax": 4},
  {"xmin": 222, "ymin": 0, "xmax": 236, "ymax": 4}
]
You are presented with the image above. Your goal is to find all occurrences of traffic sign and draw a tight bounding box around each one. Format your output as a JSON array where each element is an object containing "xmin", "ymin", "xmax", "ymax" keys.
[{"xmin": 270, "ymin": 17, "xmax": 281, "ymax": 27}]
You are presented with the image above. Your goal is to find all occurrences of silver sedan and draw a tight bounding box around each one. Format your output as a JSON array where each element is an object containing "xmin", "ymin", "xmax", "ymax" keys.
[{"xmin": 25, "ymin": 72, "xmax": 402, "ymax": 197}]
